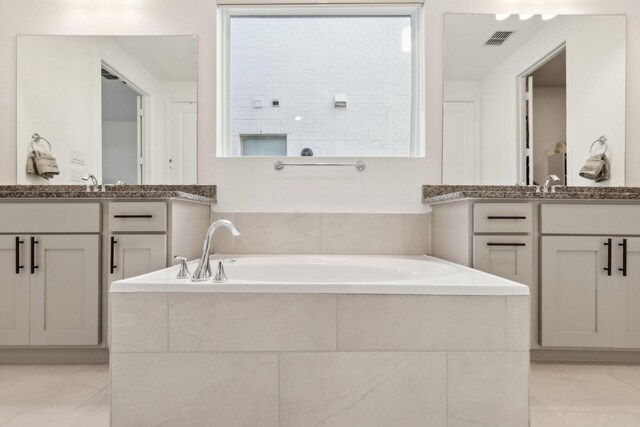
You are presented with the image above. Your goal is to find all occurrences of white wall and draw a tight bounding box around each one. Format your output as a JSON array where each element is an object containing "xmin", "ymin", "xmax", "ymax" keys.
[
  {"xmin": 2, "ymin": 1, "xmax": 640, "ymax": 212},
  {"xmin": 480, "ymin": 15, "xmax": 626, "ymax": 186},
  {"xmin": 230, "ymin": 17, "xmax": 412, "ymax": 157}
]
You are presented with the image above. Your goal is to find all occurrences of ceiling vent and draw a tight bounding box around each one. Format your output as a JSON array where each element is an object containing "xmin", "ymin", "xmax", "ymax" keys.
[
  {"xmin": 101, "ymin": 68, "xmax": 119, "ymax": 80},
  {"xmin": 484, "ymin": 31, "xmax": 514, "ymax": 46}
]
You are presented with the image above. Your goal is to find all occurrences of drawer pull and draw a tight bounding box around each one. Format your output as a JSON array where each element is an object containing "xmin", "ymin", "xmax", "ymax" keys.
[
  {"xmin": 604, "ymin": 238, "xmax": 612, "ymax": 276},
  {"xmin": 487, "ymin": 242, "xmax": 526, "ymax": 247},
  {"xmin": 113, "ymin": 214, "xmax": 153, "ymax": 219},
  {"xmin": 486, "ymin": 216, "xmax": 527, "ymax": 220},
  {"xmin": 619, "ymin": 239, "xmax": 628, "ymax": 277},
  {"xmin": 15, "ymin": 236, "xmax": 24, "ymax": 274},
  {"xmin": 110, "ymin": 236, "xmax": 118, "ymax": 274},
  {"xmin": 30, "ymin": 237, "xmax": 39, "ymax": 274}
]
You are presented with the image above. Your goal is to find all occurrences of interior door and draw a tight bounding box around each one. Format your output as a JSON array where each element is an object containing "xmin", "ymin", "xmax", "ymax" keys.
[
  {"xmin": 541, "ymin": 236, "xmax": 612, "ymax": 348},
  {"xmin": 612, "ymin": 237, "xmax": 640, "ymax": 348},
  {"xmin": 524, "ymin": 76, "xmax": 534, "ymax": 185},
  {"xmin": 0, "ymin": 235, "xmax": 29, "ymax": 345},
  {"xmin": 168, "ymin": 102, "xmax": 198, "ymax": 185},
  {"xmin": 442, "ymin": 101, "xmax": 476, "ymax": 184},
  {"xmin": 30, "ymin": 234, "xmax": 100, "ymax": 345}
]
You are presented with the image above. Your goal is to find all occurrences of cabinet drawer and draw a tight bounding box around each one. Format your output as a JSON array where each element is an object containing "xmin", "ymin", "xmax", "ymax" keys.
[
  {"xmin": 473, "ymin": 203, "xmax": 532, "ymax": 233},
  {"xmin": 541, "ymin": 204, "xmax": 640, "ymax": 235},
  {"xmin": 108, "ymin": 202, "xmax": 167, "ymax": 232},
  {"xmin": 0, "ymin": 203, "xmax": 100, "ymax": 233}
]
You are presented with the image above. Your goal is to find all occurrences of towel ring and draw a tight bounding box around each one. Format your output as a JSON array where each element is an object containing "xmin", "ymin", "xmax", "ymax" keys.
[
  {"xmin": 589, "ymin": 135, "xmax": 607, "ymax": 156},
  {"xmin": 30, "ymin": 133, "xmax": 52, "ymax": 153}
]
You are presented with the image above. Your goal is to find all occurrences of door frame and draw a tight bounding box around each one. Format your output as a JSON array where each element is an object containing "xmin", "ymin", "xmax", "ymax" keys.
[
  {"xmin": 100, "ymin": 60, "xmax": 151, "ymax": 185},
  {"xmin": 516, "ymin": 42, "xmax": 567, "ymax": 185},
  {"xmin": 165, "ymin": 98, "xmax": 198, "ymax": 184},
  {"xmin": 442, "ymin": 97, "xmax": 481, "ymax": 184}
]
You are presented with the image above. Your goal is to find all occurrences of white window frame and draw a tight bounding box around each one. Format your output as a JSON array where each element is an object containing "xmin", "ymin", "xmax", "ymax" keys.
[{"xmin": 216, "ymin": 4, "xmax": 425, "ymax": 158}]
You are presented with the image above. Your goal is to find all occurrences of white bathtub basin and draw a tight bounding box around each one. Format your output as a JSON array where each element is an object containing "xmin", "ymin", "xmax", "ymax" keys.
[{"xmin": 111, "ymin": 254, "xmax": 529, "ymax": 296}]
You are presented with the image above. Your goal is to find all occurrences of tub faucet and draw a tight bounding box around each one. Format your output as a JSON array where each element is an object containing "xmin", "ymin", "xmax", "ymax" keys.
[
  {"xmin": 191, "ymin": 220, "xmax": 241, "ymax": 282},
  {"xmin": 543, "ymin": 174, "xmax": 561, "ymax": 194}
]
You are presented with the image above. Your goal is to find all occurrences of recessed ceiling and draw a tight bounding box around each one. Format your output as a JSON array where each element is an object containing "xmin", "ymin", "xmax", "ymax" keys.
[
  {"xmin": 111, "ymin": 36, "xmax": 197, "ymax": 81},
  {"xmin": 444, "ymin": 14, "xmax": 549, "ymax": 81}
]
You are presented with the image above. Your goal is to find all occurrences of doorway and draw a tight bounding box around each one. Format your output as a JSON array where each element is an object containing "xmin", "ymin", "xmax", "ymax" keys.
[
  {"xmin": 101, "ymin": 67, "xmax": 144, "ymax": 185},
  {"xmin": 521, "ymin": 48, "xmax": 567, "ymax": 186}
]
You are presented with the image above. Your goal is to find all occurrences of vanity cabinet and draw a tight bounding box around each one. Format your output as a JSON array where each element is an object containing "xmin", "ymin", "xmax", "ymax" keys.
[
  {"xmin": 0, "ymin": 236, "xmax": 30, "ymax": 345},
  {"xmin": 0, "ymin": 234, "xmax": 100, "ymax": 346},
  {"xmin": 108, "ymin": 234, "xmax": 166, "ymax": 283}
]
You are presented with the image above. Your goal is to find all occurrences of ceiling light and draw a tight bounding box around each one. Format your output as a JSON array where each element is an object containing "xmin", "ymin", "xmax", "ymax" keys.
[
  {"xmin": 519, "ymin": 14, "xmax": 534, "ymax": 20},
  {"xmin": 495, "ymin": 14, "xmax": 511, "ymax": 21},
  {"xmin": 294, "ymin": 116, "xmax": 302, "ymax": 121},
  {"xmin": 541, "ymin": 14, "xmax": 557, "ymax": 21}
]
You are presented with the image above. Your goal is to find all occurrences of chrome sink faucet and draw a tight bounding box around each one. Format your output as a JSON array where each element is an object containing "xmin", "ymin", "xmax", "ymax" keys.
[
  {"xmin": 82, "ymin": 174, "xmax": 99, "ymax": 192},
  {"xmin": 543, "ymin": 174, "xmax": 561, "ymax": 194},
  {"xmin": 191, "ymin": 220, "xmax": 241, "ymax": 282}
]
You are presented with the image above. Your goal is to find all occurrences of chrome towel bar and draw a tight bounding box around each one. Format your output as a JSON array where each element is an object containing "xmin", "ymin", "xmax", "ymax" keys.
[{"xmin": 274, "ymin": 160, "xmax": 365, "ymax": 171}]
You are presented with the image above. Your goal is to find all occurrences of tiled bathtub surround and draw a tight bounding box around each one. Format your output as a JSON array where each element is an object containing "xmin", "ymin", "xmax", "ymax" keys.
[
  {"xmin": 211, "ymin": 212, "xmax": 431, "ymax": 255},
  {"xmin": 110, "ymin": 293, "xmax": 530, "ymax": 427}
]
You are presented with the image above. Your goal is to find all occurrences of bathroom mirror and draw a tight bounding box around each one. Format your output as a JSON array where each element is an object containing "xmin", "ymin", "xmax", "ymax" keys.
[
  {"xmin": 442, "ymin": 14, "xmax": 626, "ymax": 186},
  {"xmin": 17, "ymin": 35, "xmax": 198, "ymax": 185}
]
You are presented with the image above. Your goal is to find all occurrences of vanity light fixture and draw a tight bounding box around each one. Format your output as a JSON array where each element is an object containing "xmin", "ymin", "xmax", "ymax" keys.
[
  {"xmin": 541, "ymin": 14, "xmax": 557, "ymax": 21},
  {"xmin": 495, "ymin": 14, "xmax": 511, "ymax": 21},
  {"xmin": 519, "ymin": 14, "xmax": 534, "ymax": 20}
]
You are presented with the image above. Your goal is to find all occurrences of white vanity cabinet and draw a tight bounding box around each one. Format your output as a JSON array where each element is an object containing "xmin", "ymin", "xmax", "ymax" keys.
[
  {"xmin": 0, "ymin": 203, "xmax": 101, "ymax": 347},
  {"xmin": 540, "ymin": 205, "xmax": 640, "ymax": 350}
]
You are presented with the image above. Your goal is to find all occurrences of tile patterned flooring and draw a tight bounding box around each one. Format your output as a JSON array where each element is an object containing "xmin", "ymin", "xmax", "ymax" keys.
[{"xmin": 0, "ymin": 362, "xmax": 640, "ymax": 426}]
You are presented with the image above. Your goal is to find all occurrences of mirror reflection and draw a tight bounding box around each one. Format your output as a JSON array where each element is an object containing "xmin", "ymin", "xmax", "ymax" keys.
[
  {"xmin": 17, "ymin": 36, "xmax": 198, "ymax": 185},
  {"xmin": 443, "ymin": 14, "xmax": 626, "ymax": 186}
]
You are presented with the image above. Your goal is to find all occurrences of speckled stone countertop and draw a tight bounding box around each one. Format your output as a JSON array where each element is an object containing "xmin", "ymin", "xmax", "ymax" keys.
[
  {"xmin": 422, "ymin": 185, "xmax": 640, "ymax": 204},
  {"xmin": 0, "ymin": 185, "xmax": 217, "ymax": 203}
]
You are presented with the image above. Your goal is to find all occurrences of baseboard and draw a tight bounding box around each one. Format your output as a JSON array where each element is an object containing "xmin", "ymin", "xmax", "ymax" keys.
[
  {"xmin": 531, "ymin": 348, "xmax": 640, "ymax": 363},
  {"xmin": 0, "ymin": 348, "xmax": 109, "ymax": 363}
]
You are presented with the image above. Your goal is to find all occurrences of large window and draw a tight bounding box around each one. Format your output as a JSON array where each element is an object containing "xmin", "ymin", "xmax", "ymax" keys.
[{"xmin": 217, "ymin": 5, "xmax": 424, "ymax": 158}]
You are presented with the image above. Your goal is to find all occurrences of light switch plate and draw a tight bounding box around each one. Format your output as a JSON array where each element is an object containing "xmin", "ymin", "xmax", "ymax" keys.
[
  {"xmin": 71, "ymin": 167, "xmax": 87, "ymax": 182},
  {"xmin": 71, "ymin": 150, "xmax": 86, "ymax": 165}
]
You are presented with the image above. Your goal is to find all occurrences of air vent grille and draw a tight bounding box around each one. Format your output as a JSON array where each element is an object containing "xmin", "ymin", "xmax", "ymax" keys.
[
  {"xmin": 484, "ymin": 31, "xmax": 514, "ymax": 46},
  {"xmin": 101, "ymin": 68, "xmax": 119, "ymax": 80}
]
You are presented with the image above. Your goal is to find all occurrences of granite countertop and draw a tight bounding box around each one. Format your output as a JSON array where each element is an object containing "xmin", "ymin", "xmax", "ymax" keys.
[
  {"xmin": 0, "ymin": 185, "xmax": 217, "ymax": 203},
  {"xmin": 422, "ymin": 185, "xmax": 640, "ymax": 204}
]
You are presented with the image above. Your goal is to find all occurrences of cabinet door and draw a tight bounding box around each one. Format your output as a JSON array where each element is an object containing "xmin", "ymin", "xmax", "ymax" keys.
[
  {"xmin": 108, "ymin": 234, "xmax": 166, "ymax": 283},
  {"xmin": 473, "ymin": 235, "xmax": 533, "ymax": 286},
  {"xmin": 541, "ymin": 236, "xmax": 612, "ymax": 348},
  {"xmin": 613, "ymin": 237, "xmax": 640, "ymax": 349},
  {"xmin": 0, "ymin": 235, "xmax": 29, "ymax": 345},
  {"xmin": 30, "ymin": 235, "xmax": 100, "ymax": 345}
]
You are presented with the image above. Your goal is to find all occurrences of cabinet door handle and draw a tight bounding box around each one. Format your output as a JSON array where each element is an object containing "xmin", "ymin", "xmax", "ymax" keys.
[
  {"xmin": 30, "ymin": 237, "xmax": 39, "ymax": 274},
  {"xmin": 619, "ymin": 238, "xmax": 628, "ymax": 277},
  {"xmin": 486, "ymin": 216, "xmax": 527, "ymax": 220},
  {"xmin": 15, "ymin": 236, "xmax": 24, "ymax": 274},
  {"xmin": 113, "ymin": 215, "xmax": 153, "ymax": 219},
  {"xmin": 110, "ymin": 236, "xmax": 118, "ymax": 274},
  {"xmin": 486, "ymin": 242, "xmax": 526, "ymax": 247},
  {"xmin": 604, "ymin": 238, "xmax": 612, "ymax": 276}
]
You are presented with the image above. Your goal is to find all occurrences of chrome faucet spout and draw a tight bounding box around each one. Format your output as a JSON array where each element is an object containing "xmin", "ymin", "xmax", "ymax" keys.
[
  {"xmin": 191, "ymin": 220, "xmax": 241, "ymax": 282},
  {"xmin": 543, "ymin": 174, "xmax": 561, "ymax": 194}
]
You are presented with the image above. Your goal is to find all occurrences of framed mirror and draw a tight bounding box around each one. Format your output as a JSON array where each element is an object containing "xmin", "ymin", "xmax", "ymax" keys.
[
  {"xmin": 442, "ymin": 14, "xmax": 626, "ymax": 186},
  {"xmin": 17, "ymin": 35, "xmax": 198, "ymax": 185}
]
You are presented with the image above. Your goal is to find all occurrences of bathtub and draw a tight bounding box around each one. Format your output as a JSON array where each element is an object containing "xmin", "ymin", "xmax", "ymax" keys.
[
  {"xmin": 110, "ymin": 254, "xmax": 529, "ymax": 295},
  {"xmin": 110, "ymin": 254, "xmax": 530, "ymax": 426}
]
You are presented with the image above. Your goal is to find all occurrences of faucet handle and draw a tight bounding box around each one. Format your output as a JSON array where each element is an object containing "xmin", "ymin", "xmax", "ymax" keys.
[
  {"xmin": 213, "ymin": 260, "xmax": 228, "ymax": 283},
  {"xmin": 174, "ymin": 256, "xmax": 191, "ymax": 279}
]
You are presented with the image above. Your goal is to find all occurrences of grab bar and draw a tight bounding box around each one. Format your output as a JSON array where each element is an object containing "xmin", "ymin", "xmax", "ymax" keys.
[{"xmin": 274, "ymin": 161, "xmax": 365, "ymax": 172}]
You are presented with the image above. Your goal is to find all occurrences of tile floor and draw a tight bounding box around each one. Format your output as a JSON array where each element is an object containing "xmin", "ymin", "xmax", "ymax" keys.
[{"xmin": 0, "ymin": 362, "xmax": 639, "ymax": 426}]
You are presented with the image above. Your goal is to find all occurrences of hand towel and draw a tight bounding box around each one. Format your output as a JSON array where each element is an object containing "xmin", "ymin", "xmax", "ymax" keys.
[
  {"xmin": 26, "ymin": 151, "xmax": 38, "ymax": 176},
  {"xmin": 579, "ymin": 153, "xmax": 610, "ymax": 182},
  {"xmin": 32, "ymin": 150, "xmax": 60, "ymax": 180}
]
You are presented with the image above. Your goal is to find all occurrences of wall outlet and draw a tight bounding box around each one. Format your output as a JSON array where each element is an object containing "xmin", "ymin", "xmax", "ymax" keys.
[
  {"xmin": 253, "ymin": 99, "xmax": 263, "ymax": 109},
  {"xmin": 71, "ymin": 150, "xmax": 86, "ymax": 165}
]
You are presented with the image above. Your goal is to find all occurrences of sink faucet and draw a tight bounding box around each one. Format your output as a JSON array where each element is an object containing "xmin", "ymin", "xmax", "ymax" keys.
[
  {"xmin": 191, "ymin": 220, "xmax": 241, "ymax": 282},
  {"xmin": 82, "ymin": 174, "xmax": 99, "ymax": 192},
  {"xmin": 543, "ymin": 174, "xmax": 561, "ymax": 194}
]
